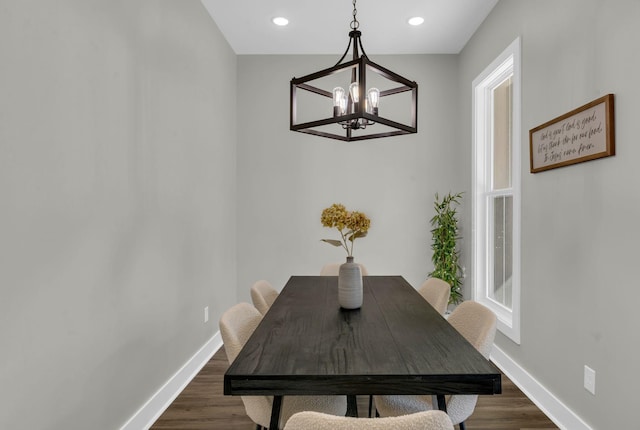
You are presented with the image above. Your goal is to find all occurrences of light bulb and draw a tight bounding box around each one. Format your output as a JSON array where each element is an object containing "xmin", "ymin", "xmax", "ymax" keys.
[
  {"xmin": 349, "ymin": 82, "xmax": 360, "ymax": 103},
  {"xmin": 367, "ymin": 87, "xmax": 380, "ymax": 115},
  {"xmin": 333, "ymin": 87, "xmax": 346, "ymax": 116},
  {"xmin": 339, "ymin": 96, "xmax": 347, "ymax": 116}
]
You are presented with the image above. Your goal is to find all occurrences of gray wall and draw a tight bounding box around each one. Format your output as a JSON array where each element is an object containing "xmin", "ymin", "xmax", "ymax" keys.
[
  {"xmin": 458, "ymin": 1, "xmax": 640, "ymax": 428},
  {"xmin": 0, "ymin": 1, "xmax": 237, "ymax": 429},
  {"xmin": 236, "ymin": 54, "xmax": 463, "ymax": 301}
]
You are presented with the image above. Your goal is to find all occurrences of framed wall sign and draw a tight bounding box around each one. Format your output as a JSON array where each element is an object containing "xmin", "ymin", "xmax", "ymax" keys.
[{"xmin": 529, "ymin": 94, "xmax": 615, "ymax": 173}]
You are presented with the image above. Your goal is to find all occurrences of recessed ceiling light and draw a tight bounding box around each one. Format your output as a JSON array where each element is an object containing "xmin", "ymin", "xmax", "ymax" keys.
[
  {"xmin": 408, "ymin": 16, "xmax": 424, "ymax": 26},
  {"xmin": 272, "ymin": 17, "xmax": 289, "ymax": 26}
]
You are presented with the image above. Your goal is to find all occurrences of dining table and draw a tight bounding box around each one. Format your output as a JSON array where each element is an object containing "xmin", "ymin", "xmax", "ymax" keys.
[{"xmin": 224, "ymin": 275, "xmax": 502, "ymax": 429}]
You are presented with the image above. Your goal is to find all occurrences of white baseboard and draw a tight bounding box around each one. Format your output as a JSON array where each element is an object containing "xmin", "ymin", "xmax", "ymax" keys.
[
  {"xmin": 490, "ymin": 345, "xmax": 592, "ymax": 430},
  {"xmin": 120, "ymin": 332, "xmax": 224, "ymax": 430}
]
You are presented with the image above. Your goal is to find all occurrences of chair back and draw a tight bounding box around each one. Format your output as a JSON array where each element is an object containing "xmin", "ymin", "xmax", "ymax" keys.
[
  {"xmin": 373, "ymin": 302, "xmax": 497, "ymax": 426},
  {"xmin": 250, "ymin": 280, "xmax": 279, "ymax": 315},
  {"xmin": 219, "ymin": 303, "xmax": 275, "ymax": 427},
  {"xmin": 442, "ymin": 300, "xmax": 497, "ymax": 424},
  {"xmin": 284, "ymin": 410, "xmax": 454, "ymax": 430},
  {"xmin": 320, "ymin": 262, "xmax": 369, "ymax": 276},
  {"xmin": 418, "ymin": 278, "xmax": 451, "ymax": 315},
  {"xmin": 447, "ymin": 300, "xmax": 497, "ymax": 359},
  {"xmin": 219, "ymin": 302, "xmax": 263, "ymax": 364}
]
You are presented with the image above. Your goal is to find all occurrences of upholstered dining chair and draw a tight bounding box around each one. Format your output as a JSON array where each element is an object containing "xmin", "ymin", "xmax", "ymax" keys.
[
  {"xmin": 365, "ymin": 277, "xmax": 451, "ymax": 418},
  {"xmin": 250, "ymin": 280, "xmax": 279, "ymax": 316},
  {"xmin": 373, "ymin": 300, "xmax": 497, "ymax": 430},
  {"xmin": 283, "ymin": 410, "xmax": 454, "ymax": 430},
  {"xmin": 320, "ymin": 262, "xmax": 369, "ymax": 276},
  {"xmin": 418, "ymin": 277, "xmax": 451, "ymax": 315},
  {"xmin": 219, "ymin": 302, "xmax": 347, "ymax": 430}
]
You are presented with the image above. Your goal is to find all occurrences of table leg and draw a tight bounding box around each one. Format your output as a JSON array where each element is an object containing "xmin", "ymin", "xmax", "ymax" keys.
[
  {"xmin": 269, "ymin": 395, "xmax": 282, "ymax": 430},
  {"xmin": 346, "ymin": 395, "xmax": 358, "ymax": 417},
  {"xmin": 436, "ymin": 394, "xmax": 447, "ymax": 413}
]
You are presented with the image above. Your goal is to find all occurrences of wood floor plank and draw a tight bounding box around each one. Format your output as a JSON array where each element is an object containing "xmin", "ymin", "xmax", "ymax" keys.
[{"xmin": 151, "ymin": 347, "xmax": 558, "ymax": 430}]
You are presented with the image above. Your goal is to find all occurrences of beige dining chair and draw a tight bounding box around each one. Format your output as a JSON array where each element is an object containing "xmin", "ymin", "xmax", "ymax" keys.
[
  {"xmin": 373, "ymin": 300, "xmax": 497, "ymax": 430},
  {"xmin": 250, "ymin": 280, "xmax": 279, "ymax": 315},
  {"xmin": 283, "ymin": 410, "xmax": 454, "ymax": 430},
  {"xmin": 320, "ymin": 262, "xmax": 369, "ymax": 276},
  {"xmin": 365, "ymin": 277, "xmax": 451, "ymax": 417},
  {"xmin": 219, "ymin": 302, "xmax": 347, "ymax": 430},
  {"xmin": 418, "ymin": 277, "xmax": 451, "ymax": 315}
]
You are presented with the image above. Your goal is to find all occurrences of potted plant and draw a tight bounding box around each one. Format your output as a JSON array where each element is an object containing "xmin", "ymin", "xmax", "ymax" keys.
[{"xmin": 428, "ymin": 192, "xmax": 464, "ymax": 305}]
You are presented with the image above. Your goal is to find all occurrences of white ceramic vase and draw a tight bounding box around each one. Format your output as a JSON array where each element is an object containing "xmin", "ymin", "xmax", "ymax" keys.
[{"xmin": 338, "ymin": 256, "xmax": 363, "ymax": 309}]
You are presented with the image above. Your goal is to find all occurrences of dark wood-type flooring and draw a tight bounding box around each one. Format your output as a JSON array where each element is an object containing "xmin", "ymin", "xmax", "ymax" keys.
[{"xmin": 151, "ymin": 347, "xmax": 558, "ymax": 430}]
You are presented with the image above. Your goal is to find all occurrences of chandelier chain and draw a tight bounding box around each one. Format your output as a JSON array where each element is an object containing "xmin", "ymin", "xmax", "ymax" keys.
[{"xmin": 350, "ymin": 0, "xmax": 359, "ymax": 30}]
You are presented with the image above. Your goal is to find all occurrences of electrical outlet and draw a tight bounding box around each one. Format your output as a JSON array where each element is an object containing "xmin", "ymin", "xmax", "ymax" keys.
[
  {"xmin": 204, "ymin": 306, "xmax": 209, "ymax": 323},
  {"xmin": 584, "ymin": 365, "xmax": 596, "ymax": 395}
]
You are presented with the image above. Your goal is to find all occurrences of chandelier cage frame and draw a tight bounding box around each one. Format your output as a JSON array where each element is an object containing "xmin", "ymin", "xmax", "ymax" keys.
[{"xmin": 289, "ymin": 11, "xmax": 418, "ymax": 142}]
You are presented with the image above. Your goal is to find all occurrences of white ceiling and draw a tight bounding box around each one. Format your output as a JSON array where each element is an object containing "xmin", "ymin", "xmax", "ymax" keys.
[{"xmin": 201, "ymin": 0, "xmax": 499, "ymax": 55}]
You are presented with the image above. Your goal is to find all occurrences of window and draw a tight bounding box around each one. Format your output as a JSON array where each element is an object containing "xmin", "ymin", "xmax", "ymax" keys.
[{"xmin": 472, "ymin": 38, "xmax": 521, "ymax": 344}]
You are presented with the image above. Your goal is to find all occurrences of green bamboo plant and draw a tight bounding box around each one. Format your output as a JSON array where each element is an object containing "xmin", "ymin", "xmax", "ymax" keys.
[{"xmin": 428, "ymin": 192, "xmax": 464, "ymax": 305}]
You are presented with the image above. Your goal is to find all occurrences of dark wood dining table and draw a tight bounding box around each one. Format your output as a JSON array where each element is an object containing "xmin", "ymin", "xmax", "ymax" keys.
[{"xmin": 224, "ymin": 275, "xmax": 502, "ymax": 429}]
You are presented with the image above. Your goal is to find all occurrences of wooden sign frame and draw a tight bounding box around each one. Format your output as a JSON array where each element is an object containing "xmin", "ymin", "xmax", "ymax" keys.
[{"xmin": 529, "ymin": 94, "xmax": 615, "ymax": 173}]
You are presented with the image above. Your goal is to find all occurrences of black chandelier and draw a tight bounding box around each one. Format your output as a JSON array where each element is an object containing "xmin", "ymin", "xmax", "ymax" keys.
[{"xmin": 290, "ymin": 0, "xmax": 418, "ymax": 141}]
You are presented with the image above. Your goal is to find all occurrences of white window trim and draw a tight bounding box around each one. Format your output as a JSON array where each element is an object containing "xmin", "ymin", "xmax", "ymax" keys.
[{"xmin": 472, "ymin": 37, "xmax": 521, "ymax": 344}]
